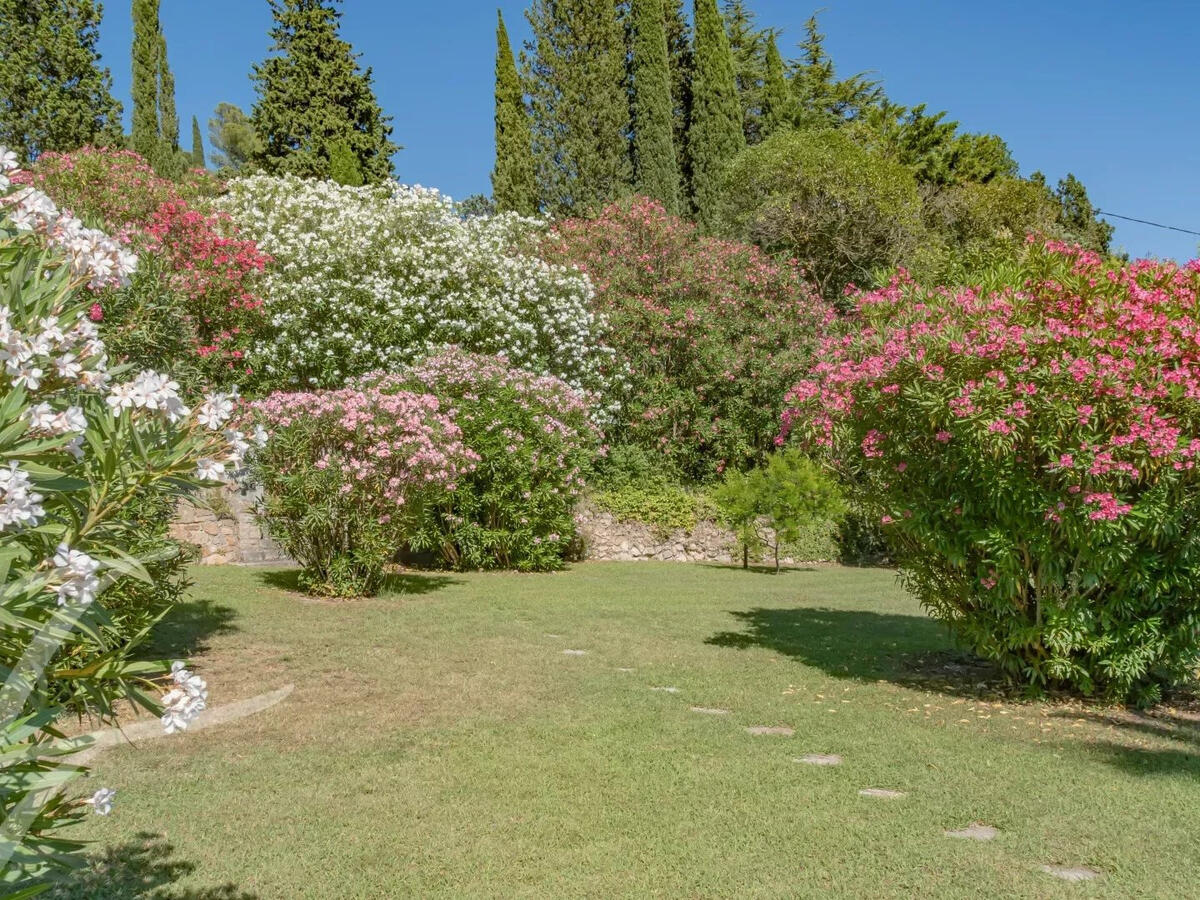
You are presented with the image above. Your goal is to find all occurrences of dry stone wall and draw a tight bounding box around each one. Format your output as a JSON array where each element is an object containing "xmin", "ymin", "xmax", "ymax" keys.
[{"xmin": 168, "ymin": 484, "xmax": 288, "ymax": 566}]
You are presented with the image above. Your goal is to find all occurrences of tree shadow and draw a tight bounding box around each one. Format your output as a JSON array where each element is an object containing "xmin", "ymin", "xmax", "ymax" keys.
[
  {"xmin": 144, "ymin": 599, "xmax": 240, "ymax": 660},
  {"xmin": 1046, "ymin": 706, "xmax": 1200, "ymax": 777},
  {"xmin": 705, "ymin": 606, "xmax": 1008, "ymax": 698},
  {"xmin": 47, "ymin": 832, "xmax": 257, "ymax": 899},
  {"xmin": 253, "ymin": 567, "xmax": 461, "ymax": 598},
  {"xmin": 698, "ymin": 563, "xmax": 819, "ymax": 576}
]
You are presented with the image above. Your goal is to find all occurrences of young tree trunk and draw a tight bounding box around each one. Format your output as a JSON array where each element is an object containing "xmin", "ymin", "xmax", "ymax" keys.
[{"xmin": 742, "ymin": 543, "xmax": 748, "ymax": 570}]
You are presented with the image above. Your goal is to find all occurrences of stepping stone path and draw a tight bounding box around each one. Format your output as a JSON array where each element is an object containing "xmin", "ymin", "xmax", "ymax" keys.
[
  {"xmin": 858, "ymin": 788, "xmax": 906, "ymax": 800},
  {"xmin": 1040, "ymin": 865, "xmax": 1101, "ymax": 883},
  {"xmin": 746, "ymin": 726, "xmax": 794, "ymax": 736},
  {"xmin": 690, "ymin": 706, "xmax": 731, "ymax": 715},
  {"xmin": 795, "ymin": 754, "xmax": 842, "ymax": 766},
  {"xmin": 561, "ymin": 649, "xmax": 587, "ymax": 656},
  {"xmin": 944, "ymin": 824, "xmax": 998, "ymax": 841}
]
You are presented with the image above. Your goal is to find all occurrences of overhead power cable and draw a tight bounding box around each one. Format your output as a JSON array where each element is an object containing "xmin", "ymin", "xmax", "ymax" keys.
[{"xmin": 1096, "ymin": 210, "xmax": 1200, "ymax": 238}]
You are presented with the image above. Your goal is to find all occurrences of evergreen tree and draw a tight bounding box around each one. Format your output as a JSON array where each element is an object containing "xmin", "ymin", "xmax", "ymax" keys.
[
  {"xmin": 663, "ymin": 0, "xmax": 693, "ymax": 207},
  {"xmin": 191, "ymin": 115, "xmax": 205, "ymax": 167},
  {"xmin": 1055, "ymin": 173, "xmax": 1114, "ymax": 253},
  {"xmin": 157, "ymin": 29, "xmax": 178, "ymax": 150},
  {"xmin": 523, "ymin": 0, "xmax": 632, "ymax": 214},
  {"xmin": 760, "ymin": 32, "xmax": 791, "ymax": 140},
  {"xmin": 328, "ymin": 139, "xmax": 363, "ymax": 186},
  {"xmin": 130, "ymin": 0, "xmax": 160, "ymax": 158},
  {"xmin": 630, "ymin": 0, "xmax": 680, "ymax": 212},
  {"xmin": 251, "ymin": 0, "xmax": 397, "ymax": 182},
  {"xmin": 722, "ymin": 0, "xmax": 769, "ymax": 144},
  {"xmin": 209, "ymin": 102, "xmax": 261, "ymax": 172},
  {"xmin": 789, "ymin": 13, "xmax": 880, "ymax": 128},
  {"xmin": 688, "ymin": 0, "xmax": 743, "ymax": 228},
  {"xmin": 491, "ymin": 9, "xmax": 538, "ymax": 215},
  {"xmin": 0, "ymin": 0, "xmax": 123, "ymax": 162}
]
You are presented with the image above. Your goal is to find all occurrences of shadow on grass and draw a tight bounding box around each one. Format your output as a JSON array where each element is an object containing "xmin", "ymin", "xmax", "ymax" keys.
[
  {"xmin": 706, "ymin": 606, "xmax": 1007, "ymax": 698},
  {"xmin": 697, "ymin": 563, "xmax": 819, "ymax": 576},
  {"xmin": 48, "ymin": 832, "xmax": 257, "ymax": 899},
  {"xmin": 254, "ymin": 567, "xmax": 461, "ymax": 598},
  {"xmin": 1046, "ymin": 706, "xmax": 1200, "ymax": 777},
  {"xmin": 145, "ymin": 600, "xmax": 239, "ymax": 660}
]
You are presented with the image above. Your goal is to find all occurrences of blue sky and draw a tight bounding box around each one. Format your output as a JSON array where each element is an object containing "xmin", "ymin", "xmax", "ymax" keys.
[{"xmin": 95, "ymin": 0, "xmax": 1200, "ymax": 261}]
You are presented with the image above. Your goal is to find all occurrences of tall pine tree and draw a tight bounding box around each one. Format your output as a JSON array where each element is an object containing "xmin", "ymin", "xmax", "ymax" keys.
[
  {"xmin": 157, "ymin": 29, "xmax": 178, "ymax": 151},
  {"xmin": 191, "ymin": 115, "xmax": 205, "ymax": 167},
  {"xmin": 130, "ymin": 0, "xmax": 160, "ymax": 158},
  {"xmin": 760, "ymin": 32, "xmax": 791, "ymax": 140},
  {"xmin": 0, "ymin": 0, "xmax": 123, "ymax": 162},
  {"xmin": 722, "ymin": 0, "xmax": 769, "ymax": 144},
  {"xmin": 789, "ymin": 13, "xmax": 880, "ymax": 128},
  {"xmin": 251, "ymin": 0, "xmax": 397, "ymax": 182},
  {"xmin": 523, "ymin": 0, "xmax": 632, "ymax": 214},
  {"xmin": 491, "ymin": 9, "xmax": 537, "ymax": 215},
  {"xmin": 630, "ymin": 0, "xmax": 680, "ymax": 212},
  {"xmin": 688, "ymin": 0, "xmax": 743, "ymax": 228}
]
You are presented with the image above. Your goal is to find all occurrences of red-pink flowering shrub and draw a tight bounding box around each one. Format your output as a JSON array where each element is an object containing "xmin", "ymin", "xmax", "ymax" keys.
[
  {"xmin": 366, "ymin": 348, "xmax": 602, "ymax": 571},
  {"xmin": 541, "ymin": 197, "xmax": 833, "ymax": 481},
  {"xmin": 21, "ymin": 147, "xmax": 268, "ymax": 388},
  {"xmin": 243, "ymin": 387, "xmax": 477, "ymax": 596},
  {"xmin": 782, "ymin": 241, "xmax": 1200, "ymax": 702}
]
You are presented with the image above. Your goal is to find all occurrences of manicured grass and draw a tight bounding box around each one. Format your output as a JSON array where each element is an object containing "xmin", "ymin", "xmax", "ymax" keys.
[{"xmin": 56, "ymin": 563, "xmax": 1198, "ymax": 898}]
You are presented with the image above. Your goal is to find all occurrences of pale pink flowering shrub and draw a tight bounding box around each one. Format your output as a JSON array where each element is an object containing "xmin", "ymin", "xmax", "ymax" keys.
[
  {"xmin": 365, "ymin": 347, "xmax": 601, "ymax": 571},
  {"xmin": 782, "ymin": 240, "xmax": 1200, "ymax": 702},
  {"xmin": 243, "ymin": 387, "xmax": 477, "ymax": 596}
]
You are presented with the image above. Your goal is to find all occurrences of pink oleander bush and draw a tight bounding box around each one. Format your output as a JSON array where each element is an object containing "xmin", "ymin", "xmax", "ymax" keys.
[
  {"xmin": 20, "ymin": 146, "xmax": 269, "ymax": 389},
  {"xmin": 367, "ymin": 348, "xmax": 602, "ymax": 571},
  {"xmin": 541, "ymin": 197, "xmax": 833, "ymax": 481},
  {"xmin": 243, "ymin": 387, "xmax": 477, "ymax": 596},
  {"xmin": 782, "ymin": 240, "xmax": 1200, "ymax": 702}
]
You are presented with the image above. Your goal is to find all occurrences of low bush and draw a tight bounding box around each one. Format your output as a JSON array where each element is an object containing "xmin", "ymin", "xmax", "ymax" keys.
[
  {"xmin": 242, "ymin": 384, "xmax": 476, "ymax": 596},
  {"xmin": 590, "ymin": 483, "xmax": 719, "ymax": 538},
  {"xmin": 375, "ymin": 348, "xmax": 601, "ymax": 571},
  {"xmin": 783, "ymin": 240, "xmax": 1200, "ymax": 703},
  {"xmin": 541, "ymin": 197, "xmax": 832, "ymax": 481}
]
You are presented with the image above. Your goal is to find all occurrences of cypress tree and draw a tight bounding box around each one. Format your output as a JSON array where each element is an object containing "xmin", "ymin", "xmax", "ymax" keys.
[
  {"xmin": 130, "ymin": 0, "xmax": 160, "ymax": 158},
  {"xmin": 722, "ymin": 0, "xmax": 768, "ymax": 144},
  {"xmin": 0, "ymin": 0, "xmax": 123, "ymax": 162},
  {"xmin": 251, "ymin": 0, "xmax": 398, "ymax": 182},
  {"xmin": 157, "ymin": 29, "xmax": 178, "ymax": 150},
  {"xmin": 191, "ymin": 115, "xmax": 205, "ymax": 167},
  {"xmin": 760, "ymin": 32, "xmax": 791, "ymax": 139},
  {"xmin": 688, "ymin": 0, "xmax": 743, "ymax": 228},
  {"xmin": 523, "ymin": 0, "xmax": 632, "ymax": 215},
  {"xmin": 663, "ymin": 0, "xmax": 692, "ymax": 211},
  {"xmin": 630, "ymin": 0, "xmax": 679, "ymax": 212},
  {"xmin": 491, "ymin": 9, "xmax": 538, "ymax": 215}
]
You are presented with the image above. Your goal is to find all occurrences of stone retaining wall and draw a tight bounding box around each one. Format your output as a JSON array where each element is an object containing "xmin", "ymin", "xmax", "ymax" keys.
[{"xmin": 171, "ymin": 491, "xmax": 811, "ymax": 568}]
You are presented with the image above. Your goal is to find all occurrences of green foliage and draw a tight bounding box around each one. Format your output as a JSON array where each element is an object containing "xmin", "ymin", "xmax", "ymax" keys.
[
  {"xmin": 759, "ymin": 33, "xmax": 791, "ymax": 141},
  {"xmin": 688, "ymin": 0, "xmax": 744, "ymax": 229},
  {"xmin": 0, "ymin": 0, "xmax": 123, "ymax": 162},
  {"xmin": 591, "ymin": 483, "xmax": 720, "ymax": 537},
  {"xmin": 131, "ymin": 0, "xmax": 161, "ymax": 160},
  {"xmin": 157, "ymin": 29, "xmax": 178, "ymax": 151},
  {"xmin": 491, "ymin": 9, "xmax": 538, "ymax": 216},
  {"xmin": 250, "ymin": 0, "xmax": 398, "ymax": 183},
  {"xmin": 714, "ymin": 449, "xmax": 844, "ymax": 571},
  {"xmin": 788, "ymin": 13, "xmax": 881, "ymax": 129},
  {"xmin": 722, "ymin": 0, "xmax": 770, "ymax": 144},
  {"xmin": 327, "ymin": 139, "xmax": 364, "ymax": 187},
  {"xmin": 191, "ymin": 115, "xmax": 205, "ymax": 168},
  {"xmin": 1054, "ymin": 172, "xmax": 1114, "ymax": 253},
  {"xmin": 663, "ymin": 0, "xmax": 693, "ymax": 209},
  {"xmin": 630, "ymin": 0, "xmax": 681, "ymax": 214},
  {"xmin": 720, "ymin": 128, "xmax": 923, "ymax": 300},
  {"xmin": 522, "ymin": 0, "xmax": 632, "ymax": 215},
  {"xmin": 208, "ymin": 102, "xmax": 261, "ymax": 173}
]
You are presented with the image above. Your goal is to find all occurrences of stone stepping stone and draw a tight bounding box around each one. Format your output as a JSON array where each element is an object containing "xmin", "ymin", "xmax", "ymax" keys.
[
  {"xmin": 544, "ymin": 633, "xmax": 563, "ymax": 639},
  {"xmin": 615, "ymin": 667, "xmax": 635, "ymax": 673},
  {"xmin": 561, "ymin": 649, "xmax": 587, "ymax": 656},
  {"xmin": 746, "ymin": 726, "xmax": 794, "ymax": 737},
  {"xmin": 794, "ymin": 754, "xmax": 842, "ymax": 766},
  {"xmin": 690, "ymin": 706, "xmax": 731, "ymax": 715},
  {"xmin": 945, "ymin": 823, "xmax": 998, "ymax": 841},
  {"xmin": 650, "ymin": 686, "xmax": 680, "ymax": 693},
  {"xmin": 858, "ymin": 788, "xmax": 906, "ymax": 799},
  {"xmin": 1040, "ymin": 865, "xmax": 1101, "ymax": 883}
]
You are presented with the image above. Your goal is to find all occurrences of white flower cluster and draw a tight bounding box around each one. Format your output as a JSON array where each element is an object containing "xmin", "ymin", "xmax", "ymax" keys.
[
  {"xmin": 0, "ymin": 147, "xmax": 137, "ymax": 290},
  {"xmin": 161, "ymin": 661, "xmax": 208, "ymax": 734},
  {"xmin": 105, "ymin": 370, "xmax": 189, "ymax": 422},
  {"xmin": 219, "ymin": 176, "xmax": 611, "ymax": 394},
  {"xmin": 51, "ymin": 543, "xmax": 100, "ymax": 607},
  {"xmin": 0, "ymin": 461, "xmax": 44, "ymax": 531},
  {"xmin": 0, "ymin": 305, "xmax": 107, "ymax": 394},
  {"xmin": 86, "ymin": 787, "xmax": 115, "ymax": 816}
]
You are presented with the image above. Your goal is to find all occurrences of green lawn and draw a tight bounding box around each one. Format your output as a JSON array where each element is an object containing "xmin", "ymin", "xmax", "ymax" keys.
[{"xmin": 57, "ymin": 563, "xmax": 1199, "ymax": 899}]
